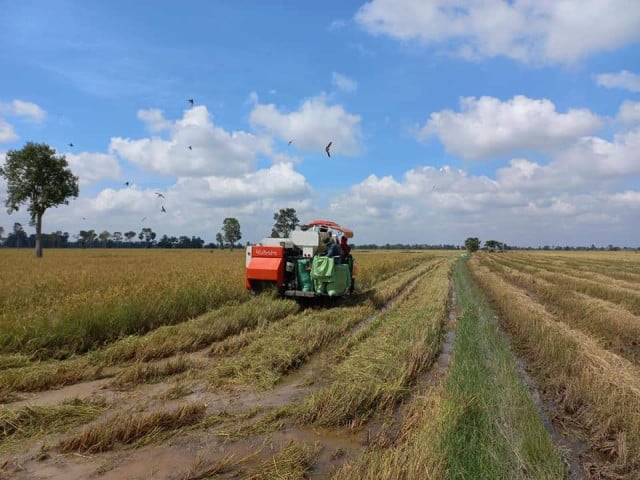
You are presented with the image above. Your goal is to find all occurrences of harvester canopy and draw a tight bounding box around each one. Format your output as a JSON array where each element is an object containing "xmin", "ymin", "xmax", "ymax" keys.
[{"xmin": 306, "ymin": 219, "xmax": 354, "ymax": 238}]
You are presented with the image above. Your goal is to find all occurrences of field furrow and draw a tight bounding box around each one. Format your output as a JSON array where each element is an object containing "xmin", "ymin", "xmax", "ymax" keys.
[{"xmin": 470, "ymin": 256, "xmax": 640, "ymax": 478}]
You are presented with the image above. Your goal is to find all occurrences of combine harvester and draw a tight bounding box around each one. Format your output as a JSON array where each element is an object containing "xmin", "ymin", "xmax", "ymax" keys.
[{"xmin": 245, "ymin": 219, "xmax": 356, "ymax": 300}]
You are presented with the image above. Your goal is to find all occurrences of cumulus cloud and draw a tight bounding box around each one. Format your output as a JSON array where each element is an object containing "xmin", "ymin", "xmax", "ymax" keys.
[
  {"xmin": 173, "ymin": 162, "xmax": 312, "ymax": 207},
  {"xmin": 250, "ymin": 95, "xmax": 362, "ymax": 155},
  {"xmin": 324, "ymin": 157, "xmax": 640, "ymax": 246},
  {"xmin": 596, "ymin": 70, "xmax": 640, "ymax": 92},
  {"xmin": 420, "ymin": 95, "xmax": 603, "ymax": 159},
  {"xmin": 355, "ymin": 0, "xmax": 640, "ymax": 64},
  {"xmin": 0, "ymin": 100, "xmax": 46, "ymax": 123},
  {"xmin": 0, "ymin": 119, "xmax": 18, "ymax": 143},
  {"xmin": 65, "ymin": 152, "xmax": 122, "ymax": 185},
  {"xmin": 496, "ymin": 128, "xmax": 640, "ymax": 191},
  {"xmin": 137, "ymin": 109, "xmax": 172, "ymax": 132},
  {"xmin": 617, "ymin": 100, "xmax": 640, "ymax": 125},
  {"xmin": 332, "ymin": 72, "xmax": 358, "ymax": 92},
  {"xmin": 111, "ymin": 106, "xmax": 274, "ymax": 177}
]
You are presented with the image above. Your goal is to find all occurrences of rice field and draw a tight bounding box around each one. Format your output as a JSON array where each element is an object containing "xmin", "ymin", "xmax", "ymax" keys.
[{"xmin": 1, "ymin": 248, "xmax": 639, "ymax": 479}]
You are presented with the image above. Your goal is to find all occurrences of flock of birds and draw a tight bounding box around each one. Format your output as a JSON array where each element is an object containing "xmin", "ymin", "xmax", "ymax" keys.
[{"xmin": 68, "ymin": 98, "xmax": 335, "ymax": 225}]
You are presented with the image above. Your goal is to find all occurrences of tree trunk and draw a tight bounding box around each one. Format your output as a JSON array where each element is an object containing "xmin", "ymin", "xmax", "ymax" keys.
[{"xmin": 35, "ymin": 212, "xmax": 43, "ymax": 258}]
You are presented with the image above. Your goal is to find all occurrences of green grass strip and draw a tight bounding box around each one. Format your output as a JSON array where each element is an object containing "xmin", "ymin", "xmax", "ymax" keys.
[
  {"xmin": 438, "ymin": 260, "xmax": 566, "ymax": 479},
  {"xmin": 333, "ymin": 260, "xmax": 565, "ymax": 480}
]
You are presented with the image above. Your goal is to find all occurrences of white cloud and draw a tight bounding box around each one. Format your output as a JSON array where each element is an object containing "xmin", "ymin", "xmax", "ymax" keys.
[
  {"xmin": 421, "ymin": 95, "xmax": 603, "ymax": 159},
  {"xmin": 355, "ymin": 0, "xmax": 640, "ymax": 64},
  {"xmin": 610, "ymin": 190, "xmax": 640, "ymax": 208},
  {"xmin": 596, "ymin": 70, "xmax": 640, "ymax": 92},
  {"xmin": 111, "ymin": 106, "xmax": 275, "ymax": 177},
  {"xmin": 173, "ymin": 162, "xmax": 312, "ymax": 207},
  {"xmin": 617, "ymin": 100, "xmax": 640, "ymax": 125},
  {"xmin": 250, "ymin": 95, "xmax": 362, "ymax": 156},
  {"xmin": 0, "ymin": 100, "xmax": 47, "ymax": 123},
  {"xmin": 65, "ymin": 152, "xmax": 122, "ymax": 185},
  {"xmin": 137, "ymin": 109, "xmax": 172, "ymax": 132},
  {"xmin": 0, "ymin": 119, "xmax": 18, "ymax": 142},
  {"xmin": 324, "ymin": 158, "xmax": 640, "ymax": 246},
  {"xmin": 497, "ymin": 128, "xmax": 640, "ymax": 191},
  {"xmin": 328, "ymin": 19, "xmax": 348, "ymax": 31},
  {"xmin": 332, "ymin": 72, "xmax": 358, "ymax": 92}
]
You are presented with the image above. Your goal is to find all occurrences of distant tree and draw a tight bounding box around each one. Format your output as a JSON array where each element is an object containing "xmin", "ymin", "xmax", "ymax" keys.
[
  {"xmin": 124, "ymin": 231, "xmax": 136, "ymax": 246},
  {"xmin": 484, "ymin": 240, "xmax": 505, "ymax": 252},
  {"xmin": 98, "ymin": 230, "xmax": 111, "ymax": 247},
  {"xmin": 139, "ymin": 228, "xmax": 156, "ymax": 248},
  {"xmin": 86, "ymin": 229, "xmax": 97, "ymax": 247},
  {"xmin": 112, "ymin": 231, "xmax": 122, "ymax": 247},
  {"xmin": 157, "ymin": 234, "xmax": 172, "ymax": 248},
  {"xmin": 0, "ymin": 225, "xmax": 4, "ymax": 246},
  {"xmin": 221, "ymin": 217, "xmax": 241, "ymax": 250},
  {"xmin": 4, "ymin": 222, "xmax": 28, "ymax": 248},
  {"xmin": 272, "ymin": 208, "xmax": 299, "ymax": 238},
  {"xmin": 270, "ymin": 227, "xmax": 280, "ymax": 238},
  {"xmin": 215, "ymin": 232, "xmax": 224, "ymax": 248},
  {"xmin": 464, "ymin": 237, "xmax": 480, "ymax": 253},
  {"xmin": 0, "ymin": 142, "xmax": 79, "ymax": 258}
]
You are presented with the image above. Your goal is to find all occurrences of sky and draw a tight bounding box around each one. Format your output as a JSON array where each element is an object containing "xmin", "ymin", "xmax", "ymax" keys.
[{"xmin": 1, "ymin": 0, "xmax": 639, "ymax": 247}]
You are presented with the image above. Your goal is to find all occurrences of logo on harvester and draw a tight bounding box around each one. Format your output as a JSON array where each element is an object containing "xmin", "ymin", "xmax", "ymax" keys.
[{"xmin": 254, "ymin": 248, "xmax": 279, "ymax": 256}]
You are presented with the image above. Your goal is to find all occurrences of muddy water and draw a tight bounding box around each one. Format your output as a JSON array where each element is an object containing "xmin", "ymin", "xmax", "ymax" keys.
[{"xmin": 8, "ymin": 378, "xmax": 114, "ymax": 408}]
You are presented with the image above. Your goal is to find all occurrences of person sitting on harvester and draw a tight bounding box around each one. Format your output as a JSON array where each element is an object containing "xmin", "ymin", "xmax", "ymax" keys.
[
  {"xmin": 325, "ymin": 236, "xmax": 342, "ymax": 263},
  {"xmin": 340, "ymin": 236, "xmax": 351, "ymax": 261}
]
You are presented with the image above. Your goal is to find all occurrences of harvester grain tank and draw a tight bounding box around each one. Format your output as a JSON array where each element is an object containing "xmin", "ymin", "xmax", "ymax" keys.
[{"xmin": 245, "ymin": 220, "xmax": 356, "ymax": 298}]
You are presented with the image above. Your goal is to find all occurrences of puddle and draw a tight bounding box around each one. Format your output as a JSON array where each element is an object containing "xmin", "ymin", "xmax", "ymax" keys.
[{"xmin": 7, "ymin": 378, "xmax": 114, "ymax": 408}]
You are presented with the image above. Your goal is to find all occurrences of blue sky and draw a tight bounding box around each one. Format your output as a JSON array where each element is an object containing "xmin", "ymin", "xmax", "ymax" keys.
[{"xmin": 1, "ymin": 0, "xmax": 639, "ymax": 247}]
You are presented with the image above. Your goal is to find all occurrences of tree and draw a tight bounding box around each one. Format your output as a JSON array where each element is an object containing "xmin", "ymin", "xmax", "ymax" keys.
[
  {"xmin": 484, "ymin": 240, "xmax": 505, "ymax": 252},
  {"xmin": 0, "ymin": 225, "xmax": 4, "ymax": 246},
  {"xmin": 4, "ymin": 222, "xmax": 28, "ymax": 248},
  {"xmin": 0, "ymin": 142, "xmax": 79, "ymax": 258},
  {"xmin": 139, "ymin": 228, "xmax": 156, "ymax": 248},
  {"xmin": 112, "ymin": 231, "xmax": 122, "ymax": 247},
  {"xmin": 98, "ymin": 230, "xmax": 111, "ymax": 247},
  {"xmin": 221, "ymin": 217, "xmax": 241, "ymax": 250},
  {"xmin": 464, "ymin": 237, "xmax": 480, "ymax": 253},
  {"xmin": 215, "ymin": 232, "xmax": 224, "ymax": 248},
  {"xmin": 124, "ymin": 231, "xmax": 136, "ymax": 246},
  {"xmin": 272, "ymin": 208, "xmax": 299, "ymax": 238}
]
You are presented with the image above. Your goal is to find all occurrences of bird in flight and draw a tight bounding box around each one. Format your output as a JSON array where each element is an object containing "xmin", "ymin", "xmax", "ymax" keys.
[
  {"xmin": 188, "ymin": 145, "xmax": 192, "ymax": 150},
  {"xmin": 325, "ymin": 141, "xmax": 332, "ymax": 158},
  {"xmin": 161, "ymin": 206, "xmax": 167, "ymax": 213},
  {"xmin": 124, "ymin": 181, "xmax": 130, "ymax": 187},
  {"xmin": 187, "ymin": 99, "xmax": 194, "ymax": 107},
  {"xmin": 82, "ymin": 217, "xmax": 86, "ymax": 220},
  {"xmin": 155, "ymin": 192, "xmax": 165, "ymax": 198},
  {"xmin": 68, "ymin": 143, "xmax": 74, "ymax": 147},
  {"xmin": 288, "ymin": 140, "xmax": 293, "ymax": 146},
  {"xmin": 141, "ymin": 216, "xmax": 147, "ymax": 223}
]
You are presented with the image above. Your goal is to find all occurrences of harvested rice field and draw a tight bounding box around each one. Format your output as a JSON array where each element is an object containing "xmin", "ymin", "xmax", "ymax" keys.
[{"xmin": 1, "ymin": 249, "xmax": 639, "ymax": 479}]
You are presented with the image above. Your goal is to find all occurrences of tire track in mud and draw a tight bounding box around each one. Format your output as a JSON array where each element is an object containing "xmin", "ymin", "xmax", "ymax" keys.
[{"xmin": 1, "ymin": 261, "xmax": 449, "ymax": 479}]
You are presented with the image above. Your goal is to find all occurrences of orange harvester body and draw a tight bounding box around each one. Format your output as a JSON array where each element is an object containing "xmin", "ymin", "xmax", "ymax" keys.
[{"xmin": 244, "ymin": 245, "xmax": 284, "ymax": 290}]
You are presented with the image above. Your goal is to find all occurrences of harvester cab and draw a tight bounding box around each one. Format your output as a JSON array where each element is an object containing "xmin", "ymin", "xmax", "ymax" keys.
[{"xmin": 245, "ymin": 219, "xmax": 355, "ymax": 299}]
